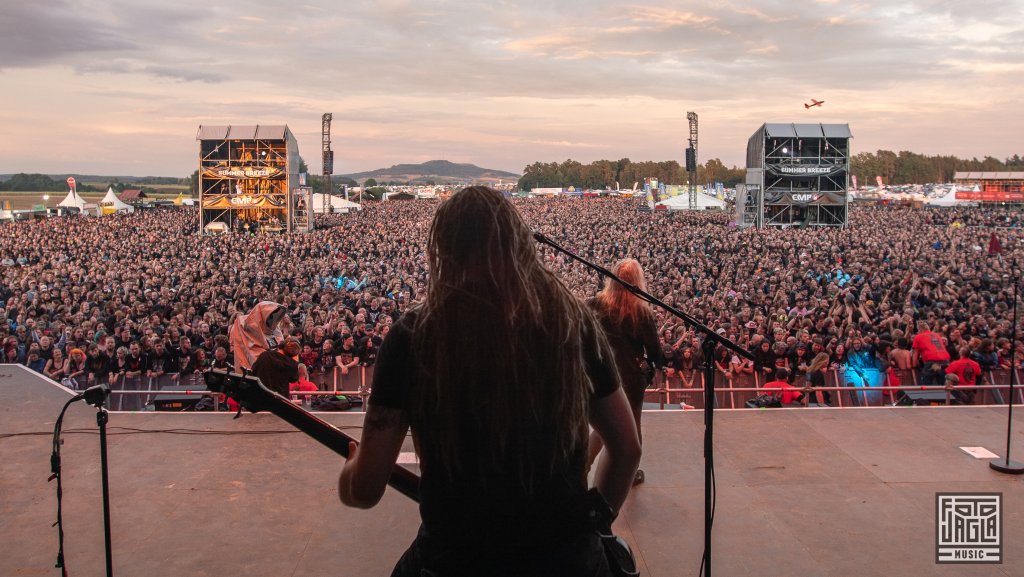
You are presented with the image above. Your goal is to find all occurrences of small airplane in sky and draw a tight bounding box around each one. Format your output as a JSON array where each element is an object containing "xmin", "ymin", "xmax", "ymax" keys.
[{"xmin": 804, "ymin": 99, "xmax": 824, "ymax": 109}]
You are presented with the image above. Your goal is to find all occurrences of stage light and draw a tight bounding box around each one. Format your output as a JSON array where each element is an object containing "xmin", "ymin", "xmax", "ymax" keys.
[
  {"xmin": 42, "ymin": 194, "xmax": 50, "ymax": 201},
  {"xmin": 782, "ymin": 147, "xmax": 788, "ymax": 154}
]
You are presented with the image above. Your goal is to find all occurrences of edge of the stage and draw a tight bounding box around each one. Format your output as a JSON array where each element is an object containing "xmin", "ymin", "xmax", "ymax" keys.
[{"xmin": 3, "ymin": 364, "xmax": 1023, "ymax": 577}]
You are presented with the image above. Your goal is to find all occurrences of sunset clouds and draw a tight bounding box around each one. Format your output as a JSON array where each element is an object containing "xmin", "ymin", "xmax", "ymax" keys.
[{"xmin": 1, "ymin": 0, "xmax": 1021, "ymax": 176}]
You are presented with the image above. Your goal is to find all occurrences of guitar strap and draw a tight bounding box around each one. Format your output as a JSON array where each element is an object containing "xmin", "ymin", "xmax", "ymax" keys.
[{"xmin": 585, "ymin": 489, "xmax": 640, "ymax": 577}]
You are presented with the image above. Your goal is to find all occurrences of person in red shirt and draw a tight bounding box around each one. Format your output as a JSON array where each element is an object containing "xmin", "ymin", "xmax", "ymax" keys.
[
  {"xmin": 945, "ymin": 351, "xmax": 982, "ymax": 405},
  {"xmin": 289, "ymin": 363, "xmax": 320, "ymax": 406},
  {"xmin": 762, "ymin": 368, "xmax": 806, "ymax": 406},
  {"xmin": 911, "ymin": 321, "xmax": 951, "ymax": 386}
]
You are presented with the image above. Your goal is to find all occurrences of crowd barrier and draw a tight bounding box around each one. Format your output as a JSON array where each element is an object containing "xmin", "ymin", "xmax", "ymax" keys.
[
  {"xmin": 105, "ymin": 366, "xmax": 377, "ymax": 412},
  {"xmin": 646, "ymin": 367, "xmax": 1024, "ymax": 410},
  {"xmin": 100, "ymin": 365, "xmax": 1024, "ymax": 412}
]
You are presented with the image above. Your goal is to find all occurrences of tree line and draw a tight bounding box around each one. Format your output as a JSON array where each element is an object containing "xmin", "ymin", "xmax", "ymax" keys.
[
  {"xmin": 515, "ymin": 152, "xmax": 1024, "ymax": 191},
  {"xmin": 0, "ymin": 173, "xmax": 196, "ymax": 194},
  {"xmin": 516, "ymin": 158, "xmax": 745, "ymax": 191},
  {"xmin": 851, "ymin": 152, "xmax": 1024, "ymax": 185},
  {"xmin": 1, "ymin": 173, "xmax": 101, "ymax": 192}
]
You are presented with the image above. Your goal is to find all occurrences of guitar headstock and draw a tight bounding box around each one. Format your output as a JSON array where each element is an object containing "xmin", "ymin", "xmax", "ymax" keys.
[{"xmin": 204, "ymin": 368, "xmax": 276, "ymax": 413}]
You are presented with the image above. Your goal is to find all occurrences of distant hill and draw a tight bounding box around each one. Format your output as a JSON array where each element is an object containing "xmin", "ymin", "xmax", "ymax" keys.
[{"xmin": 341, "ymin": 160, "xmax": 520, "ymax": 184}]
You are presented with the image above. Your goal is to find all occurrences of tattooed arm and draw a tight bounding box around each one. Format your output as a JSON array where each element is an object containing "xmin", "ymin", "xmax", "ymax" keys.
[{"xmin": 338, "ymin": 404, "xmax": 410, "ymax": 509}]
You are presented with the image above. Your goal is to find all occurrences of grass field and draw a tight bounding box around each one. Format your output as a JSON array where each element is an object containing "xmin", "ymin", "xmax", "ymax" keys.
[{"xmin": 0, "ymin": 191, "xmax": 191, "ymax": 211}]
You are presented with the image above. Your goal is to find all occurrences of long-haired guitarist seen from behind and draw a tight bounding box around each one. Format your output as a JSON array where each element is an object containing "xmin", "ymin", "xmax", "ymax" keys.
[
  {"xmin": 338, "ymin": 186, "xmax": 641, "ymax": 576},
  {"xmin": 586, "ymin": 258, "xmax": 662, "ymax": 486}
]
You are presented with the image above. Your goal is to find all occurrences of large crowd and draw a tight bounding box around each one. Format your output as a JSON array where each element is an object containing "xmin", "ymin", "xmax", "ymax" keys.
[{"xmin": 1, "ymin": 198, "xmax": 1022, "ymax": 407}]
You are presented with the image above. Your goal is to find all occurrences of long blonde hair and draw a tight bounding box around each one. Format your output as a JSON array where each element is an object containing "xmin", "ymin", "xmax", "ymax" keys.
[
  {"xmin": 807, "ymin": 352, "xmax": 830, "ymax": 373},
  {"xmin": 596, "ymin": 258, "xmax": 652, "ymax": 329},
  {"xmin": 412, "ymin": 187, "xmax": 607, "ymax": 489}
]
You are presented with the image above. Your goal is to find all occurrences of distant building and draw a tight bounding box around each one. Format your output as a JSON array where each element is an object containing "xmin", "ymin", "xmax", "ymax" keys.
[
  {"xmin": 953, "ymin": 172, "xmax": 1024, "ymax": 203},
  {"xmin": 119, "ymin": 189, "xmax": 149, "ymax": 204}
]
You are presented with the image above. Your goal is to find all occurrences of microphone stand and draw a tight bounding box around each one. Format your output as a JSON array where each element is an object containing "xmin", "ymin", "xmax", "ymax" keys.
[
  {"xmin": 990, "ymin": 273, "xmax": 1024, "ymax": 474},
  {"xmin": 84, "ymin": 384, "xmax": 116, "ymax": 577},
  {"xmin": 534, "ymin": 231, "xmax": 754, "ymax": 577}
]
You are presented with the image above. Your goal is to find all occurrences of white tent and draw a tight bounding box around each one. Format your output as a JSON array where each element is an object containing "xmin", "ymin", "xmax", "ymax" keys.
[
  {"xmin": 57, "ymin": 189, "xmax": 87, "ymax": 211},
  {"xmin": 99, "ymin": 187, "xmax": 135, "ymax": 214},
  {"xmin": 311, "ymin": 193, "xmax": 362, "ymax": 213},
  {"xmin": 925, "ymin": 185, "xmax": 966, "ymax": 208},
  {"xmin": 656, "ymin": 193, "xmax": 728, "ymax": 211}
]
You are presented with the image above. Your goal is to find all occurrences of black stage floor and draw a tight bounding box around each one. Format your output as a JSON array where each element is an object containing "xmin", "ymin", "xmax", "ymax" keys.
[{"xmin": 2, "ymin": 364, "xmax": 1023, "ymax": 576}]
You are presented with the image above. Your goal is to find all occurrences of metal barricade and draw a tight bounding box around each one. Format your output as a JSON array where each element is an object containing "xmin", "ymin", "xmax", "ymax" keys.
[
  {"xmin": 843, "ymin": 367, "xmax": 885, "ymax": 406},
  {"xmin": 315, "ymin": 366, "xmax": 371, "ymax": 412},
  {"xmin": 987, "ymin": 369, "xmax": 1014, "ymax": 405},
  {"xmin": 668, "ymin": 369, "xmax": 703, "ymax": 410},
  {"xmin": 891, "ymin": 368, "xmax": 917, "ymax": 388},
  {"xmin": 644, "ymin": 370, "xmax": 669, "ymax": 409},
  {"xmin": 335, "ymin": 366, "xmax": 360, "ymax": 394},
  {"xmin": 115, "ymin": 374, "xmax": 146, "ymax": 411},
  {"xmin": 648, "ymin": 372, "xmax": 1019, "ymax": 410},
  {"xmin": 360, "ymin": 365, "xmax": 375, "ymax": 410},
  {"xmin": 730, "ymin": 372, "xmax": 759, "ymax": 409},
  {"xmin": 824, "ymin": 370, "xmax": 846, "ymax": 408},
  {"xmin": 312, "ymin": 367, "xmax": 332, "ymax": 391}
]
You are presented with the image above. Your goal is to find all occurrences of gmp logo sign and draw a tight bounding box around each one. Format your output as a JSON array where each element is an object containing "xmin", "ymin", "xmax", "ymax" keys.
[
  {"xmin": 792, "ymin": 194, "xmax": 817, "ymax": 202},
  {"xmin": 936, "ymin": 493, "xmax": 1002, "ymax": 564}
]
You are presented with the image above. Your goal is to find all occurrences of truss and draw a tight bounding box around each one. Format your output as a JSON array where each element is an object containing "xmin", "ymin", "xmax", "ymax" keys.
[{"xmin": 687, "ymin": 112, "xmax": 698, "ymax": 210}]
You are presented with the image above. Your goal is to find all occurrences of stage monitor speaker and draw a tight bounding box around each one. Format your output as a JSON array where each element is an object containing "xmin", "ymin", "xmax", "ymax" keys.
[
  {"xmin": 151, "ymin": 384, "xmax": 207, "ymax": 411},
  {"xmin": 685, "ymin": 147, "xmax": 696, "ymax": 172},
  {"xmin": 896, "ymin": 389, "xmax": 947, "ymax": 406}
]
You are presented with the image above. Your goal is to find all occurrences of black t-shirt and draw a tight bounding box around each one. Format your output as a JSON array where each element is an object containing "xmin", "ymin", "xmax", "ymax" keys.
[
  {"xmin": 148, "ymin": 350, "xmax": 174, "ymax": 374},
  {"xmin": 86, "ymin": 352, "xmax": 111, "ymax": 379},
  {"xmin": 370, "ymin": 311, "xmax": 618, "ymax": 558},
  {"xmin": 251, "ymin": 349, "xmax": 299, "ymax": 397},
  {"xmin": 336, "ymin": 343, "xmax": 358, "ymax": 366},
  {"xmin": 586, "ymin": 297, "xmax": 661, "ymax": 404},
  {"xmin": 124, "ymin": 353, "xmax": 147, "ymax": 374}
]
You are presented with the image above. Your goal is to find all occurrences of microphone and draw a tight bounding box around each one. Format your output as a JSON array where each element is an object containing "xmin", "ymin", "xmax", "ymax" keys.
[
  {"xmin": 81, "ymin": 383, "xmax": 111, "ymax": 408},
  {"xmin": 532, "ymin": 230, "xmax": 545, "ymax": 242}
]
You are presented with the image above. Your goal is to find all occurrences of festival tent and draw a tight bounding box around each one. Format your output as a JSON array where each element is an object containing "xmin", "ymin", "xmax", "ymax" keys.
[
  {"xmin": 311, "ymin": 193, "xmax": 362, "ymax": 213},
  {"xmin": 99, "ymin": 187, "xmax": 134, "ymax": 214},
  {"xmin": 925, "ymin": 185, "xmax": 966, "ymax": 208},
  {"xmin": 57, "ymin": 189, "xmax": 99, "ymax": 215},
  {"xmin": 57, "ymin": 189, "xmax": 87, "ymax": 211},
  {"xmin": 655, "ymin": 193, "xmax": 728, "ymax": 211}
]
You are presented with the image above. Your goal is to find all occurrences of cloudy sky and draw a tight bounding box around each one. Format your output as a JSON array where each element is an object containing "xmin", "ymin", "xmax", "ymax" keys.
[{"xmin": 1, "ymin": 0, "xmax": 1021, "ymax": 177}]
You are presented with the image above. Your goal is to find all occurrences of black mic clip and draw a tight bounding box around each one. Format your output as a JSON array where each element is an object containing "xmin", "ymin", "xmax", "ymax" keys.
[{"xmin": 81, "ymin": 384, "xmax": 111, "ymax": 408}]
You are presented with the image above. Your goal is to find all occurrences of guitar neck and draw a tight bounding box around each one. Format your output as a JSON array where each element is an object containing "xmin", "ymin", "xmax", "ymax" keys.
[{"xmin": 264, "ymin": 395, "xmax": 421, "ymax": 503}]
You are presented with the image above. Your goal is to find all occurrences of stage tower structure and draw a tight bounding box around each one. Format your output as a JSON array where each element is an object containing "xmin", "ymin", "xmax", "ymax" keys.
[
  {"xmin": 197, "ymin": 125, "xmax": 303, "ymax": 233},
  {"xmin": 737, "ymin": 123, "xmax": 852, "ymax": 228}
]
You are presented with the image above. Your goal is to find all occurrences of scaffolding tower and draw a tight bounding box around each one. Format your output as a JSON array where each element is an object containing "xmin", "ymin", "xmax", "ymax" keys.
[
  {"xmin": 196, "ymin": 125, "xmax": 302, "ymax": 234},
  {"xmin": 687, "ymin": 112, "xmax": 698, "ymax": 210},
  {"xmin": 321, "ymin": 113, "xmax": 333, "ymax": 220},
  {"xmin": 738, "ymin": 123, "xmax": 852, "ymax": 228}
]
